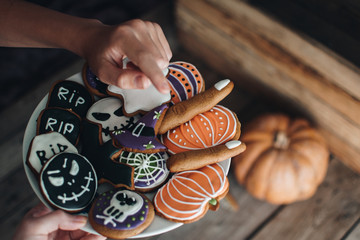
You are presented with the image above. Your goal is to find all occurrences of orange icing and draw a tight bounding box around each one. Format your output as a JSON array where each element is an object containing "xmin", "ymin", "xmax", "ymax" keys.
[
  {"xmin": 161, "ymin": 105, "xmax": 237, "ymax": 154},
  {"xmin": 154, "ymin": 163, "xmax": 229, "ymax": 222}
]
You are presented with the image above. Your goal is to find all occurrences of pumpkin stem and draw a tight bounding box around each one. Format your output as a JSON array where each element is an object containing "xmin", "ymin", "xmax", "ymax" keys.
[{"xmin": 274, "ymin": 131, "xmax": 289, "ymax": 149}]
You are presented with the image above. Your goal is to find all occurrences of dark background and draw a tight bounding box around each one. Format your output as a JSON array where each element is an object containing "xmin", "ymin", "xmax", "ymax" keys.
[{"xmin": 0, "ymin": 0, "xmax": 167, "ymax": 113}]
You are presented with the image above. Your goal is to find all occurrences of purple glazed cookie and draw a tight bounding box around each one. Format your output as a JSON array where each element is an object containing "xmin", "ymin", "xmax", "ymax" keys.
[
  {"xmin": 111, "ymin": 104, "xmax": 168, "ymax": 153},
  {"xmin": 116, "ymin": 151, "xmax": 170, "ymax": 192},
  {"xmin": 82, "ymin": 63, "xmax": 108, "ymax": 97},
  {"xmin": 89, "ymin": 188, "xmax": 154, "ymax": 239}
]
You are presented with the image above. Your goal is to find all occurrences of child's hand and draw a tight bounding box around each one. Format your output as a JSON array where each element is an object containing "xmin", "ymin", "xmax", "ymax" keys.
[{"xmin": 13, "ymin": 203, "xmax": 107, "ymax": 240}]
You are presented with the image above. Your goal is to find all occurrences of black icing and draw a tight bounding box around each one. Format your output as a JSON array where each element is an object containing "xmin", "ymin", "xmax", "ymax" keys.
[
  {"xmin": 47, "ymin": 80, "xmax": 93, "ymax": 118},
  {"xmin": 40, "ymin": 152, "xmax": 97, "ymax": 212},
  {"xmin": 37, "ymin": 108, "xmax": 82, "ymax": 145},
  {"xmin": 81, "ymin": 120, "xmax": 134, "ymax": 189}
]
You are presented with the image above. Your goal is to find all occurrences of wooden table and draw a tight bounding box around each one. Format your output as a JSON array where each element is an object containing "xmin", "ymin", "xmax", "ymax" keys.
[{"xmin": 0, "ymin": 5, "xmax": 359, "ymax": 239}]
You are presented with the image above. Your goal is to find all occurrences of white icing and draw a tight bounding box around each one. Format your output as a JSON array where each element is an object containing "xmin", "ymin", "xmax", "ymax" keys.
[
  {"xmin": 86, "ymin": 97, "xmax": 140, "ymax": 142},
  {"xmin": 107, "ymin": 84, "xmax": 171, "ymax": 114},
  {"xmin": 225, "ymin": 140, "xmax": 242, "ymax": 149},
  {"xmin": 214, "ymin": 79, "xmax": 230, "ymax": 91},
  {"xmin": 27, "ymin": 132, "xmax": 78, "ymax": 173},
  {"xmin": 164, "ymin": 106, "xmax": 236, "ymax": 153},
  {"xmin": 118, "ymin": 152, "xmax": 169, "ymax": 189},
  {"xmin": 154, "ymin": 163, "xmax": 226, "ymax": 221},
  {"xmin": 96, "ymin": 190, "xmax": 144, "ymax": 227}
]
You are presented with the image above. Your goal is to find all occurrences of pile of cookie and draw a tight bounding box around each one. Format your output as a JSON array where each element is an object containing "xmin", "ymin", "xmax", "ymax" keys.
[{"xmin": 26, "ymin": 61, "xmax": 246, "ymax": 239}]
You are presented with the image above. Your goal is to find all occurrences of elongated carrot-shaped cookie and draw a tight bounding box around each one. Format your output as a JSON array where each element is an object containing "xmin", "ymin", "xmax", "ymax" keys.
[
  {"xmin": 158, "ymin": 79, "xmax": 234, "ymax": 134},
  {"xmin": 167, "ymin": 140, "xmax": 246, "ymax": 172}
]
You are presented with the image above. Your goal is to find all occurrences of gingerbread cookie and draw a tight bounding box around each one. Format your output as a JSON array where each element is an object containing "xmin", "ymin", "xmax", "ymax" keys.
[
  {"xmin": 167, "ymin": 140, "xmax": 246, "ymax": 172},
  {"xmin": 37, "ymin": 107, "xmax": 82, "ymax": 146},
  {"xmin": 86, "ymin": 97, "xmax": 140, "ymax": 143},
  {"xmin": 107, "ymin": 84, "xmax": 171, "ymax": 116},
  {"xmin": 160, "ymin": 105, "xmax": 240, "ymax": 154},
  {"xmin": 89, "ymin": 187, "xmax": 154, "ymax": 239},
  {"xmin": 47, "ymin": 80, "xmax": 93, "ymax": 118},
  {"xmin": 27, "ymin": 132, "xmax": 78, "ymax": 175},
  {"xmin": 82, "ymin": 63, "xmax": 109, "ymax": 97},
  {"xmin": 111, "ymin": 104, "xmax": 168, "ymax": 153},
  {"xmin": 158, "ymin": 79, "xmax": 234, "ymax": 135},
  {"xmin": 116, "ymin": 151, "xmax": 170, "ymax": 192},
  {"xmin": 39, "ymin": 152, "xmax": 97, "ymax": 213},
  {"xmin": 167, "ymin": 61, "xmax": 205, "ymax": 105},
  {"xmin": 81, "ymin": 119, "xmax": 135, "ymax": 189},
  {"xmin": 154, "ymin": 163, "xmax": 229, "ymax": 223}
]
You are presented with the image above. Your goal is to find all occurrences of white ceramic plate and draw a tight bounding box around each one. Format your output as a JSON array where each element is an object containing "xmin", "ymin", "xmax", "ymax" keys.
[{"xmin": 22, "ymin": 73, "xmax": 231, "ymax": 238}]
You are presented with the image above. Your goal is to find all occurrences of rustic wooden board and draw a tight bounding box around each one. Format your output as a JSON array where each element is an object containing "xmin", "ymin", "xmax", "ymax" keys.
[
  {"xmin": 252, "ymin": 158, "xmax": 360, "ymax": 240},
  {"xmin": 175, "ymin": 0, "xmax": 360, "ymax": 173}
]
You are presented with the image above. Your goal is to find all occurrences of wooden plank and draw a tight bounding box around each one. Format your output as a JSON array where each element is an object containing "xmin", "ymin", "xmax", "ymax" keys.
[
  {"xmin": 179, "ymin": 0, "xmax": 360, "ymax": 126},
  {"xmin": 251, "ymin": 158, "xmax": 360, "ymax": 240},
  {"xmin": 143, "ymin": 173, "xmax": 280, "ymax": 240},
  {"xmin": 0, "ymin": 166, "xmax": 39, "ymax": 240},
  {"xmin": 175, "ymin": 0, "xmax": 360, "ymax": 173},
  {"xmin": 208, "ymin": 0, "xmax": 360, "ymax": 100}
]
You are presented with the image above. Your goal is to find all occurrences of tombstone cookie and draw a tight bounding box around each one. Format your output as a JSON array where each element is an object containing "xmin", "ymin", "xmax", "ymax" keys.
[
  {"xmin": 88, "ymin": 187, "xmax": 154, "ymax": 239},
  {"xmin": 27, "ymin": 132, "xmax": 78, "ymax": 175},
  {"xmin": 37, "ymin": 107, "xmax": 82, "ymax": 146},
  {"xmin": 39, "ymin": 152, "xmax": 97, "ymax": 213},
  {"xmin": 86, "ymin": 97, "xmax": 140, "ymax": 143},
  {"xmin": 47, "ymin": 80, "xmax": 94, "ymax": 117}
]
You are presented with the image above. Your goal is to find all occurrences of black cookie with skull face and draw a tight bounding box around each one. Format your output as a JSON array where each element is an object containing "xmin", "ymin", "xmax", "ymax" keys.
[
  {"xmin": 86, "ymin": 97, "xmax": 140, "ymax": 143},
  {"xmin": 40, "ymin": 152, "xmax": 98, "ymax": 213},
  {"xmin": 88, "ymin": 187, "xmax": 154, "ymax": 239}
]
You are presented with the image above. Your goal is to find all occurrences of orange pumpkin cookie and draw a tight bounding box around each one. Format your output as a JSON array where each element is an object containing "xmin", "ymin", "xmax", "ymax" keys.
[
  {"xmin": 153, "ymin": 163, "xmax": 229, "ymax": 223},
  {"xmin": 160, "ymin": 105, "xmax": 240, "ymax": 154},
  {"xmin": 167, "ymin": 61, "xmax": 205, "ymax": 105}
]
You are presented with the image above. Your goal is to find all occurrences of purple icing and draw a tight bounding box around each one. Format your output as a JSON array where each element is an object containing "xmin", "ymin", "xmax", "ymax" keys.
[
  {"xmin": 85, "ymin": 66, "xmax": 108, "ymax": 95},
  {"xmin": 116, "ymin": 151, "xmax": 169, "ymax": 190},
  {"xmin": 91, "ymin": 188, "xmax": 150, "ymax": 230},
  {"xmin": 111, "ymin": 104, "xmax": 168, "ymax": 151},
  {"xmin": 167, "ymin": 63, "xmax": 199, "ymax": 103}
]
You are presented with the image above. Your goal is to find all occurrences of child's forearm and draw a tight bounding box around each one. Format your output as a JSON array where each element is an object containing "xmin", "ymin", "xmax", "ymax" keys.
[{"xmin": 0, "ymin": 0, "xmax": 103, "ymax": 57}]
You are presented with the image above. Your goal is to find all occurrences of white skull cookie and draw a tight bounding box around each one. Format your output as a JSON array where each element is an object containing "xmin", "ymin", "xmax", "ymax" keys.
[
  {"xmin": 40, "ymin": 152, "xmax": 97, "ymax": 213},
  {"xmin": 86, "ymin": 97, "xmax": 140, "ymax": 143},
  {"xmin": 89, "ymin": 188, "xmax": 154, "ymax": 239}
]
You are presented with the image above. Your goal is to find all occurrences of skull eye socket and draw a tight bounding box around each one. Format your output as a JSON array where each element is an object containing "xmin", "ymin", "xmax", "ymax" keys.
[
  {"xmin": 113, "ymin": 107, "xmax": 124, "ymax": 117},
  {"xmin": 69, "ymin": 160, "xmax": 79, "ymax": 176},
  {"xmin": 126, "ymin": 197, "xmax": 136, "ymax": 205},
  {"xmin": 48, "ymin": 176, "xmax": 64, "ymax": 187},
  {"xmin": 116, "ymin": 192, "xmax": 127, "ymax": 202},
  {"xmin": 91, "ymin": 112, "xmax": 111, "ymax": 121}
]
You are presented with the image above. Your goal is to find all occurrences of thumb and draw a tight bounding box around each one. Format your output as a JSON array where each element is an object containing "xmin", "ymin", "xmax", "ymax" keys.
[
  {"xmin": 32, "ymin": 210, "xmax": 87, "ymax": 233},
  {"xmin": 99, "ymin": 61, "xmax": 151, "ymax": 89}
]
